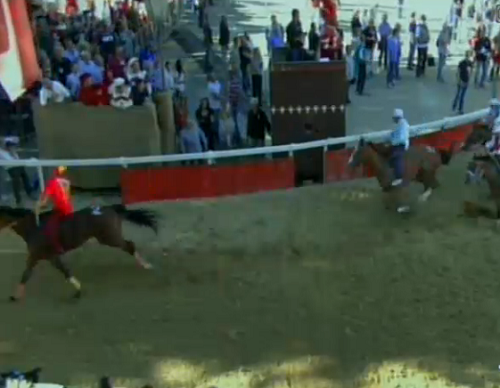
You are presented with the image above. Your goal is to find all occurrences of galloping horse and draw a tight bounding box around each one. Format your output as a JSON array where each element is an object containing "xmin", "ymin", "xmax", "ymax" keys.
[
  {"xmin": 462, "ymin": 123, "xmax": 497, "ymax": 184},
  {"xmin": 348, "ymin": 138, "xmax": 454, "ymax": 210},
  {"xmin": 0, "ymin": 204, "xmax": 159, "ymax": 302}
]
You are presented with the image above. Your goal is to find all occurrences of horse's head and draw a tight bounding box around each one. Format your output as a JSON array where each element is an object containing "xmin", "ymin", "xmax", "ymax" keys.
[
  {"xmin": 462, "ymin": 124, "xmax": 491, "ymax": 151},
  {"xmin": 348, "ymin": 138, "xmax": 381, "ymax": 169}
]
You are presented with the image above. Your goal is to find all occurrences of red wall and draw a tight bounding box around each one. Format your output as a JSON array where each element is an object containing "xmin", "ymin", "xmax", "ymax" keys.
[
  {"xmin": 122, "ymin": 159, "xmax": 296, "ymax": 204},
  {"xmin": 121, "ymin": 124, "xmax": 475, "ymax": 205}
]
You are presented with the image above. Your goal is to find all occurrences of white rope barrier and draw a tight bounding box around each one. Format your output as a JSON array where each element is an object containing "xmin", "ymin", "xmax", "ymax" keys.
[{"xmin": 0, "ymin": 109, "xmax": 488, "ymax": 168}]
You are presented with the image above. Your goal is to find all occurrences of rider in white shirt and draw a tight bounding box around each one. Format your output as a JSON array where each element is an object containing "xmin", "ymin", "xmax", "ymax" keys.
[
  {"xmin": 484, "ymin": 98, "xmax": 500, "ymax": 128},
  {"xmin": 486, "ymin": 117, "xmax": 500, "ymax": 158}
]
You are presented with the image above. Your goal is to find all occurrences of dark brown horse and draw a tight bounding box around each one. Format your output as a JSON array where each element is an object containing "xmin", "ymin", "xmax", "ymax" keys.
[
  {"xmin": 348, "ymin": 138, "xmax": 454, "ymax": 211},
  {"xmin": 462, "ymin": 123, "xmax": 492, "ymax": 151},
  {"xmin": 464, "ymin": 155, "xmax": 500, "ymax": 222},
  {"xmin": 462, "ymin": 123, "xmax": 496, "ymax": 184},
  {"xmin": 0, "ymin": 204, "xmax": 159, "ymax": 302}
]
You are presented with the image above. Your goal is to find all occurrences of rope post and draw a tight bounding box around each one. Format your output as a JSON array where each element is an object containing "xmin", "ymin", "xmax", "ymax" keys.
[
  {"xmin": 207, "ymin": 151, "xmax": 214, "ymax": 165},
  {"xmin": 36, "ymin": 163, "xmax": 45, "ymax": 192},
  {"xmin": 322, "ymin": 144, "xmax": 328, "ymax": 184}
]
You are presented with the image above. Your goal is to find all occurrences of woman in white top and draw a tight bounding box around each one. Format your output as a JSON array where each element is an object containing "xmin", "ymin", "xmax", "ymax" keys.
[{"xmin": 173, "ymin": 59, "xmax": 186, "ymax": 98}]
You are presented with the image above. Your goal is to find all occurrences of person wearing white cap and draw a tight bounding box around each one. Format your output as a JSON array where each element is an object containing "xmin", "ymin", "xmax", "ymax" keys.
[
  {"xmin": 388, "ymin": 108, "xmax": 410, "ymax": 188},
  {"xmin": 485, "ymin": 98, "xmax": 500, "ymax": 128},
  {"xmin": 485, "ymin": 117, "xmax": 500, "ymax": 158}
]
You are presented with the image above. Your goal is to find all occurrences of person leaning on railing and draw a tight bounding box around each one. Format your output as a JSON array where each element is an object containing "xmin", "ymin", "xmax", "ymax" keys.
[{"xmin": 39, "ymin": 78, "xmax": 71, "ymax": 106}]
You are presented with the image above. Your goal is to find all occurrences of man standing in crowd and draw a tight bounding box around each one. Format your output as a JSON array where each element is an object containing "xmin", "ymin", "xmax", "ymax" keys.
[
  {"xmin": 286, "ymin": 9, "xmax": 303, "ymax": 50},
  {"xmin": 378, "ymin": 13, "xmax": 391, "ymax": 70},
  {"xmin": 51, "ymin": 46, "xmax": 72, "ymax": 85},
  {"xmin": 362, "ymin": 19, "xmax": 377, "ymax": 77},
  {"xmin": 474, "ymin": 27, "xmax": 492, "ymax": 88},
  {"xmin": 407, "ymin": 12, "xmax": 417, "ymax": 70},
  {"xmin": 355, "ymin": 35, "xmax": 368, "ymax": 95},
  {"xmin": 387, "ymin": 28, "xmax": 401, "ymax": 88},
  {"xmin": 207, "ymin": 74, "xmax": 222, "ymax": 147},
  {"xmin": 452, "ymin": 50, "xmax": 473, "ymax": 115},
  {"xmin": 415, "ymin": 14, "xmax": 430, "ymax": 77},
  {"xmin": 436, "ymin": 23, "xmax": 451, "ymax": 82},
  {"xmin": 247, "ymin": 98, "xmax": 271, "ymax": 147}
]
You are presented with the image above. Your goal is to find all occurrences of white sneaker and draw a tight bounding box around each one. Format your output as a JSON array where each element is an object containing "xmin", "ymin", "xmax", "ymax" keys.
[{"xmin": 392, "ymin": 179, "xmax": 403, "ymax": 186}]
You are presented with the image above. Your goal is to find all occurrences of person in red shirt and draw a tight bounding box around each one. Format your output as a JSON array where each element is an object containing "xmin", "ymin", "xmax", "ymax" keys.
[
  {"xmin": 108, "ymin": 46, "xmax": 127, "ymax": 78},
  {"xmin": 35, "ymin": 166, "xmax": 74, "ymax": 255},
  {"xmin": 79, "ymin": 74, "xmax": 109, "ymax": 106}
]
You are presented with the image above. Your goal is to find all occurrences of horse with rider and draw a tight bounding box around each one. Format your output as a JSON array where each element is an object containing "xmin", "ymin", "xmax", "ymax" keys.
[
  {"xmin": 349, "ymin": 108, "xmax": 454, "ymax": 213},
  {"xmin": 2, "ymin": 166, "xmax": 159, "ymax": 302}
]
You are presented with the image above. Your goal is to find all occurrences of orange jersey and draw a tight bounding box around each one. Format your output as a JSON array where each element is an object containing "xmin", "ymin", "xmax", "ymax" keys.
[{"xmin": 43, "ymin": 177, "xmax": 74, "ymax": 215}]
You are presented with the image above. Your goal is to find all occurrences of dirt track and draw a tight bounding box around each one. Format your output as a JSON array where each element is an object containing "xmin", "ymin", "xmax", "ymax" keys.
[{"xmin": 1, "ymin": 152, "xmax": 500, "ymax": 388}]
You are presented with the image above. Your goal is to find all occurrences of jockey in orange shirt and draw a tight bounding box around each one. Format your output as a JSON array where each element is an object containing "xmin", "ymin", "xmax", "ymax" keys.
[{"xmin": 35, "ymin": 166, "xmax": 74, "ymax": 254}]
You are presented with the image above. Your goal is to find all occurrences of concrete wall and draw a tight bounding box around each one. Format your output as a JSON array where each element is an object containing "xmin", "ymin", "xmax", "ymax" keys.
[{"xmin": 34, "ymin": 101, "xmax": 163, "ymax": 189}]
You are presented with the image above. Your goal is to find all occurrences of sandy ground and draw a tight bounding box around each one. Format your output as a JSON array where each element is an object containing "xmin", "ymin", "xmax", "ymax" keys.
[{"xmin": 2, "ymin": 152, "xmax": 500, "ymax": 388}]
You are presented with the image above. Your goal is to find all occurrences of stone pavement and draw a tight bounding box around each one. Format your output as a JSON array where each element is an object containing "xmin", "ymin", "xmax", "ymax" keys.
[{"xmin": 174, "ymin": 0, "xmax": 495, "ymax": 135}]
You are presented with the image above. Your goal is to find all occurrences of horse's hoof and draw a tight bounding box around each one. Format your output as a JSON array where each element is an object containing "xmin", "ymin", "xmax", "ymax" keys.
[
  {"xmin": 73, "ymin": 290, "xmax": 82, "ymax": 300},
  {"xmin": 9, "ymin": 296, "xmax": 18, "ymax": 303}
]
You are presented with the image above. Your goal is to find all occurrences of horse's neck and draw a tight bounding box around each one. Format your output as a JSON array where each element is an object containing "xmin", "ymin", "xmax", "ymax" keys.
[
  {"xmin": 365, "ymin": 153, "xmax": 391, "ymax": 187},
  {"xmin": 11, "ymin": 216, "xmax": 34, "ymax": 242}
]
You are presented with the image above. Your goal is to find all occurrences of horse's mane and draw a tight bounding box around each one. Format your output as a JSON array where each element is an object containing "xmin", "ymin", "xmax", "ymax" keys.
[{"xmin": 0, "ymin": 206, "xmax": 53, "ymax": 219}]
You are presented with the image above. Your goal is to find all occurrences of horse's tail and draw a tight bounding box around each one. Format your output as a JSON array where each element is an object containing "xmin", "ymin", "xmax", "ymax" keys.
[
  {"xmin": 111, "ymin": 205, "xmax": 159, "ymax": 234},
  {"xmin": 437, "ymin": 142, "xmax": 456, "ymax": 166},
  {"xmin": 463, "ymin": 200, "xmax": 497, "ymax": 219}
]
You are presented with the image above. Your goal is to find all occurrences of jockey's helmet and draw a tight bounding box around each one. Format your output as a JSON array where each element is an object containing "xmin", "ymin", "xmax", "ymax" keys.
[
  {"xmin": 393, "ymin": 108, "xmax": 404, "ymax": 119},
  {"xmin": 55, "ymin": 166, "xmax": 67, "ymax": 176}
]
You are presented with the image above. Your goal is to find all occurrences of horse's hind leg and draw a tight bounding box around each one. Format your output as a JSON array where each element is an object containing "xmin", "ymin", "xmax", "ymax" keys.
[
  {"xmin": 10, "ymin": 256, "xmax": 38, "ymax": 302},
  {"xmin": 49, "ymin": 256, "xmax": 82, "ymax": 299},
  {"xmin": 96, "ymin": 232, "xmax": 153, "ymax": 270}
]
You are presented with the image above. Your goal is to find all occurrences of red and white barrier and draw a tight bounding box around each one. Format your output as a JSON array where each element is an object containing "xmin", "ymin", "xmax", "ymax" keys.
[
  {"xmin": 121, "ymin": 119, "xmax": 479, "ymax": 204},
  {"xmin": 0, "ymin": 109, "xmax": 487, "ymax": 204}
]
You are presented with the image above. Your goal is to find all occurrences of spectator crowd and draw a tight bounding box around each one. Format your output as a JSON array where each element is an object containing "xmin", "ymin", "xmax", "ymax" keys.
[{"xmin": 21, "ymin": 0, "xmax": 500, "ymax": 161}]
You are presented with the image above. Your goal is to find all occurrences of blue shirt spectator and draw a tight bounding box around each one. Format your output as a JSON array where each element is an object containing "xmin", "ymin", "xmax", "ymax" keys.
[
  {"xmin": 66, "ymin": 64, "xmax": 81, "ymax": 100},
  {"xmin": 78, "ymin": 52, "xmax": 103, "ymax": 85},
  {"xmin": 378, "ymin": 18, "xmax": 392, "ymax": 39},
  {"xmin": 387, "ymin": 34, "xmax": 402, "ymax": 63},
  {"xmin": 139, "ymin": 47, "xmax": 157, "ymax": 69},
  {"xmin": 180, "ymin": 121, "xmax": 208, "ymax": 154}
]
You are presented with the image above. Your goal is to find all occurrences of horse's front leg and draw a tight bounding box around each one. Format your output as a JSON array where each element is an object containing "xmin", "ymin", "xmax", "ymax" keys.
[
  {"xmin": 10, "ymin": 256, "xmax": 38, "ymax": 302},
  {"xmin": 50, "ymin": 256, "xmax": 82, "ymax": 299},
  {"xmin": 418, "ymin": 171, "xmax": 439, "ymax": 202}
]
